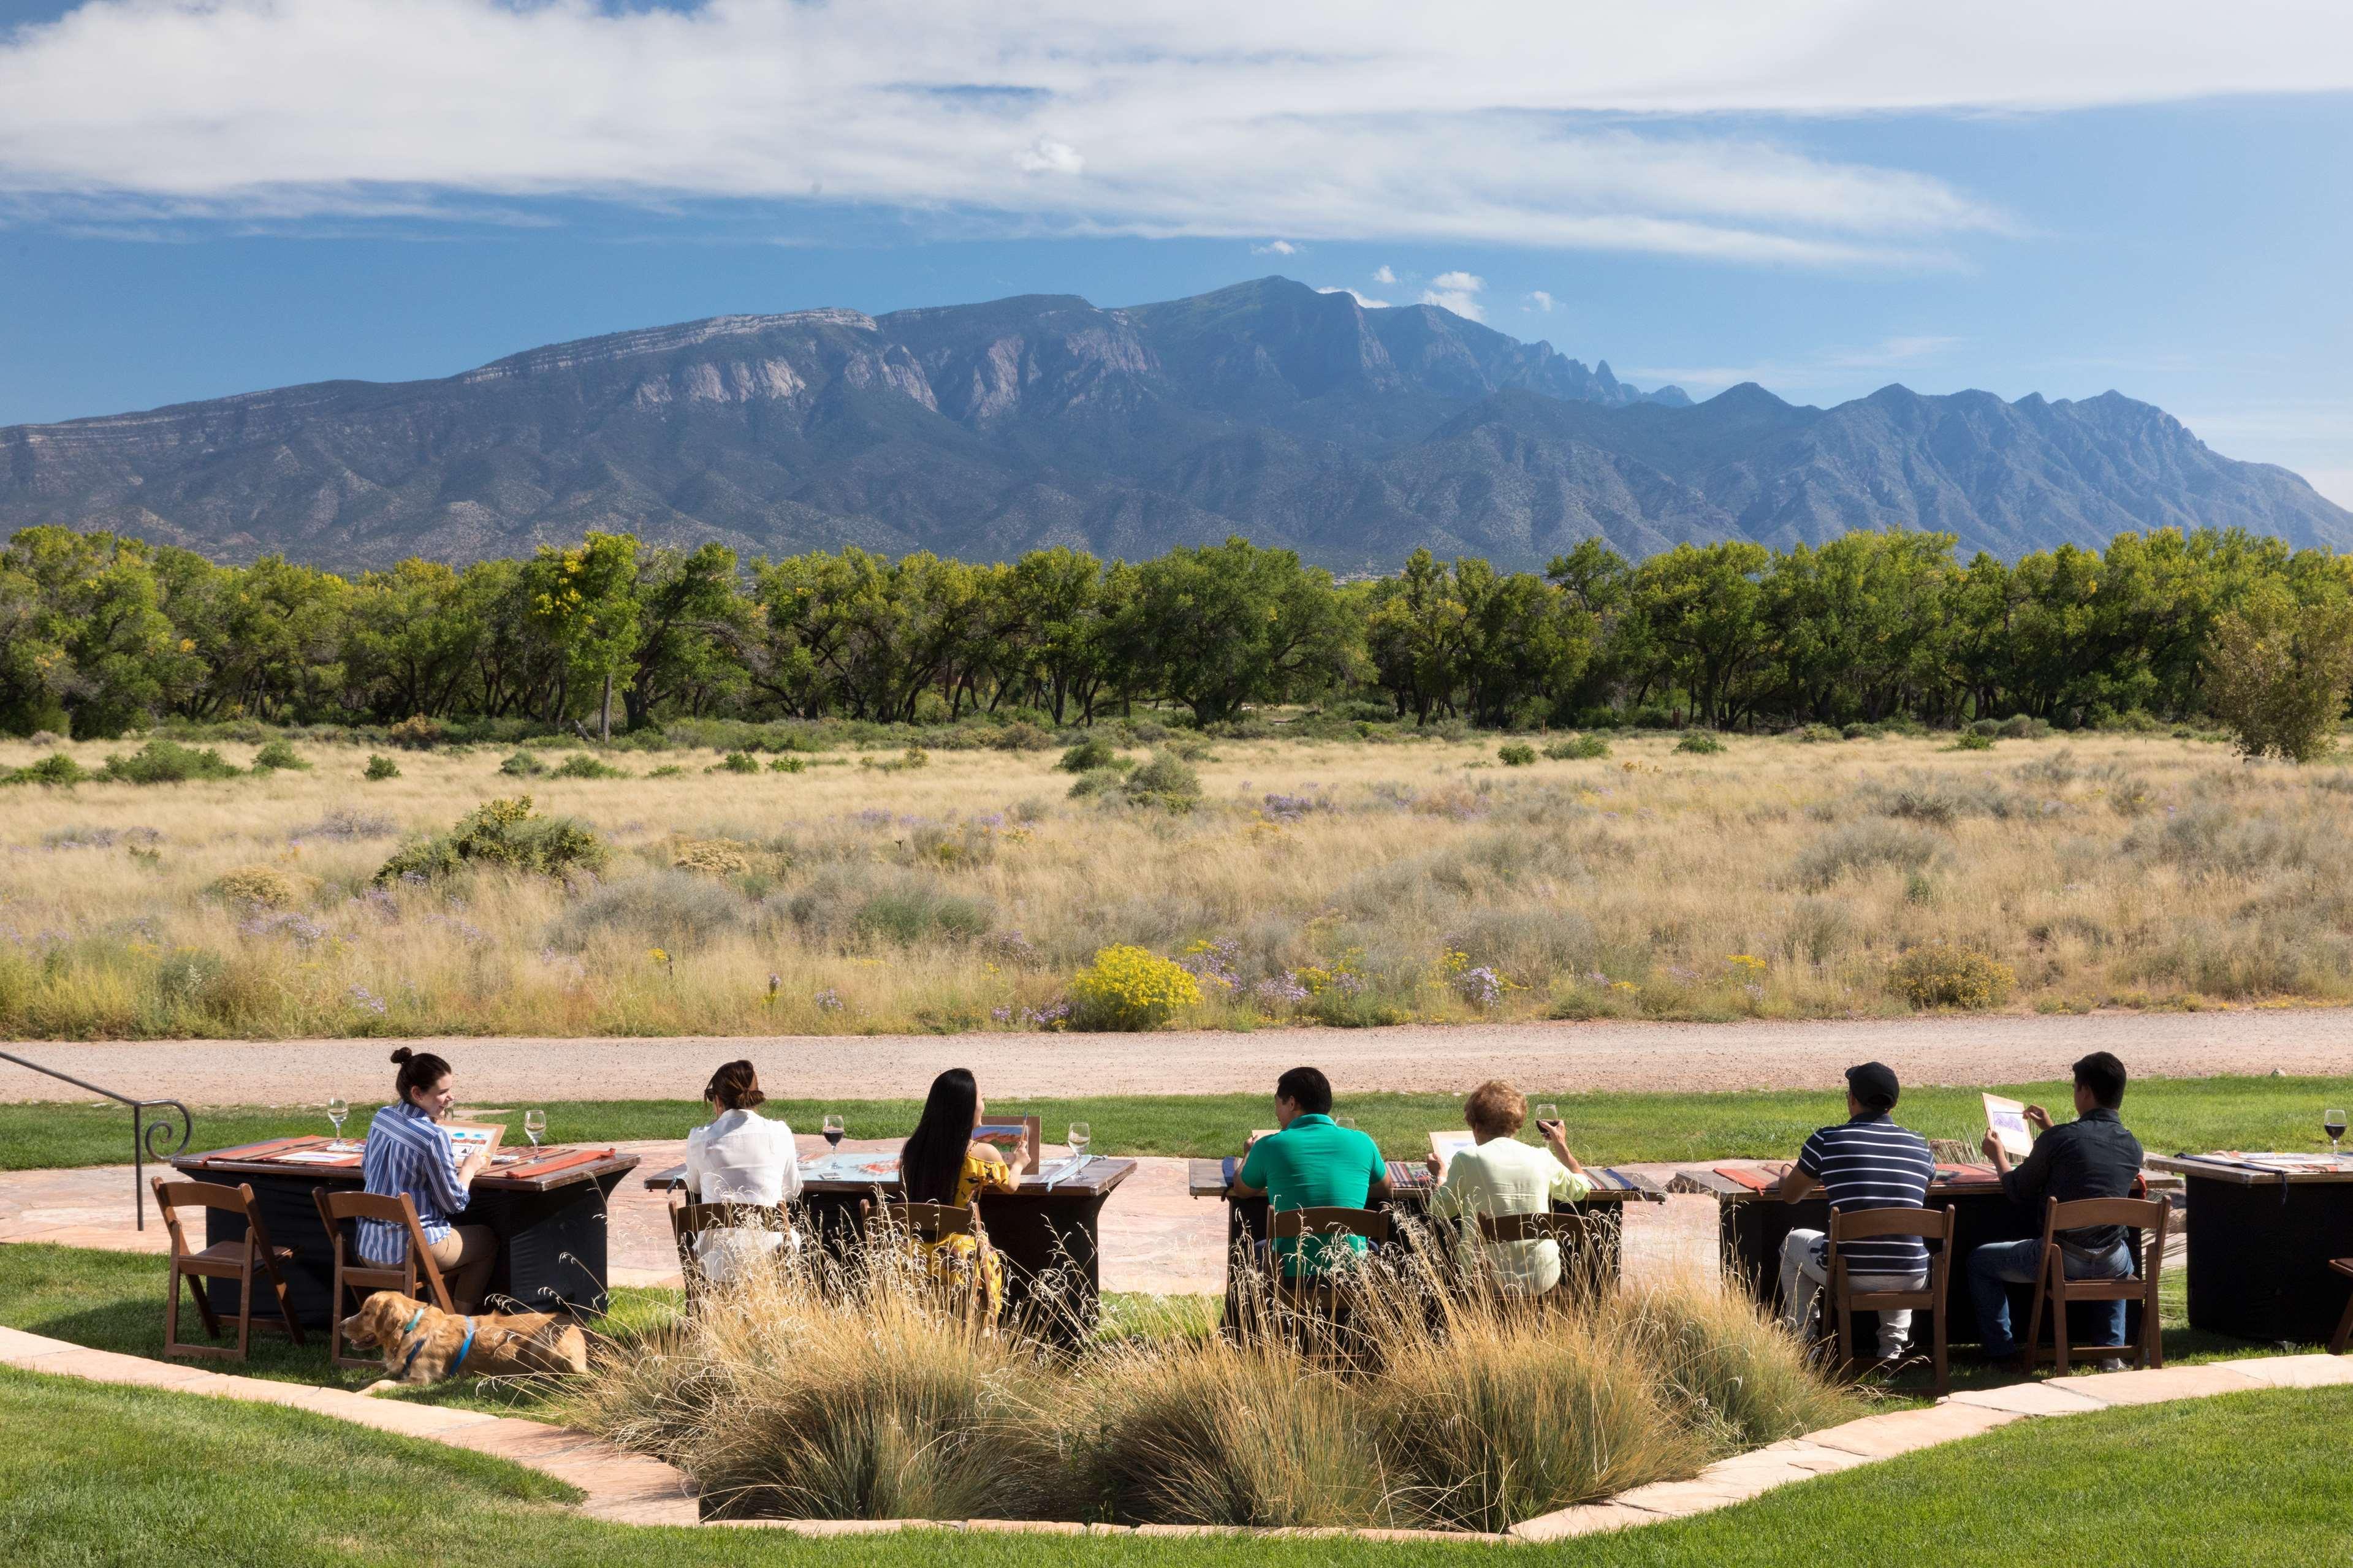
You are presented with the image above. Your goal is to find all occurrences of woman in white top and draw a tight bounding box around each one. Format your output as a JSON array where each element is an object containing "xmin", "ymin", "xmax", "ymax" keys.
[
  {"xmin": 1427, "ymin": 1079, "xmax": 1594, "ymax": 1294},
  {"xmin": 682, "ymin": 1059, "xmax": 800, "ymax": 1284}
]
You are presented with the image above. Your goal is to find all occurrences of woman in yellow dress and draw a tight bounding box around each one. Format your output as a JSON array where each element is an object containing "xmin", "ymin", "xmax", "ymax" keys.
[{"xmin": 897, "ymin": 1068, "xmax": 1021, "ymax": 1320}]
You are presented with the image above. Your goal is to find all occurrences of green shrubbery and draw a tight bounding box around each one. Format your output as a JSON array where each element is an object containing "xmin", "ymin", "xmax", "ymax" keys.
[
  {"xmin": 1889, "ymin": 942, "xmax": 2016, "ymax": 1009},
  {"xmin": 374, "ymin": 796, "xmax": 607, "ymax": 883},
  {"xmin": 363, "ymin": 754, "xmax": 400, "ymax": 780},
  {"xmin": 102, "ymin": 740, "xmax": 241, "ymax": 784},
  {"xmin": 1058, "ymin": 737, "xmax": 1125, "ymax": 773},
  {"xmin": 1674, "ymin": 732, "xmax": 1725, "ymax": 756},
  {"xmin": 499, "ymin": 750, "xmax": 546, "ymax": 776},
  {"xmin": 1497, "ymin": 742, "xmax": 1537, "ymax": 767},
  {"xmin": 2, "ymin": 754, "xmax": 91, "ymax": 787},
  {"xmin": 249, "ymin": 739, "xmax": 310, "ymax": 772},
  {"xmin": 1544, "ymin": 735, "xmax": 1609, "ymax": 760}
]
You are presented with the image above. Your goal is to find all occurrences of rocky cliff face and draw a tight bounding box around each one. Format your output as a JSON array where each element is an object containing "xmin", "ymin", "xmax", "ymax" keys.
[{"xmin": 1, "ymin": 276, "xmax": 2341, "ymax": 569}]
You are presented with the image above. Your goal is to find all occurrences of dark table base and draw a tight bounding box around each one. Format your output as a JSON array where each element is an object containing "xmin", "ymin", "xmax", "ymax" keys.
[
  {"xmin": 797, "ymin": 1186, "xmax": 1112, "ymax": 1341},
  {"xmin": 199, "ymin": 1170, "xmax": 628, "ymax": 1329},
  {"xmin": 2180, "ymin": 1176, "xmax": 2353, "ymax": 1344}
]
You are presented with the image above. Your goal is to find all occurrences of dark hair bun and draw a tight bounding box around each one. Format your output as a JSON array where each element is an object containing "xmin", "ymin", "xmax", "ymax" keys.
[{"xmin": 390, "ymin": 1047, "xmax": 413, "ymax": 1064}]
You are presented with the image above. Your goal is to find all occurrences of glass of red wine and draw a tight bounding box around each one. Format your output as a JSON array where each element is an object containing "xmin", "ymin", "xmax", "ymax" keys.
[
  {"xmin": 2326, "ymin": 1107, "xmax": 2346, "ymax": 1159},
  {"xmin": 822, "ymin": 1113, "xmax": 845, "ymax": 1172}
]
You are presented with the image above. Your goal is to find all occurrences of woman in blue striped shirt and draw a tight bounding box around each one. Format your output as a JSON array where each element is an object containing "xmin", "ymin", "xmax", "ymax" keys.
[{"xmin": 359, "ymin": 1048, "xmax": 497, "ymax": 1310}]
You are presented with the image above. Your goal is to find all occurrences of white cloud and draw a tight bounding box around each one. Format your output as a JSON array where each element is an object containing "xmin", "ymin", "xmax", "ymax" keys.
[
  {"xmin": 1526, "ymin": 289, "xmax": 1555, "ymax": 312},
  {"xmin": 1317, "ymin": 286, "xmax": 1390, "ymax": 308},
  {"xmin": 1372, "ymin": 265, "xmax": 1398, "ymax": 284},
  {"xmin": 1252, "ymin": 239, "xmax": 1299, "ymax": 255},
  {"xmin": 1420, "ymin": 270, "xmax": 1487, "ymax": 320},
  {"xmin": 0, "ymin": 2, "xmax": 2343, "ymax": 259}
]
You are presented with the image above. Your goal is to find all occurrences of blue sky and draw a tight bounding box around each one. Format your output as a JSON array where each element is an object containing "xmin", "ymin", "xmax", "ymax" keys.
[{"xmin": 1, "ymin": 1, "xmax": 2348, "ymax": 504}]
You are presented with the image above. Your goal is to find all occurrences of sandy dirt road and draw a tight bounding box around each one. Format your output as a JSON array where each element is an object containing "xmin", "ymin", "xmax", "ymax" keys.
[{"xmin": 6, "ymin": 1009, "xmax": 2349, "ymax": 1107}]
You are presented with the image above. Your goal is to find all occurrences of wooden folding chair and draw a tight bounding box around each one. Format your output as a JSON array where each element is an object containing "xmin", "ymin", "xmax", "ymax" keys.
[
  {"xmin": 2325, "ymin": 1258, "xmax": 2352, "ymax": 1355},
  {"xmin": 1477, "ymin": 1208, "xmax": 1601, "ymax": 1305},
  {"xmin": 669, "ymin": 1195, "xmax": 791, "ymax": 1312},
  {"xmin": 862, "ymin": 1199, "xmax": 990, "ymax": 1314},
  {"xmin": 152, "ymin": 1178, "xmax": 305, "ymax": 1362},
  {"xmin": 1827, "ymin": 1205, "xmax": 1953, "ymax": 1396},
  {"xmin": 1268, "ymin": 1205, "xmax": 1390, "ymax": 1309},
  {"xmin": 311, "ymin": 1188, "xmax": 454, "ymax": 1370},
  {"xmin": 2022, "ymin": 1196, "xmax": 2168, "ymax": 1375}
]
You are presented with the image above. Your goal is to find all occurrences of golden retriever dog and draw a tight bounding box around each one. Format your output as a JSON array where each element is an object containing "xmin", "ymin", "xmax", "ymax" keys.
[{"xmin": 340, "ymin": 1290, "xmax": 588, "ymax": 1395}]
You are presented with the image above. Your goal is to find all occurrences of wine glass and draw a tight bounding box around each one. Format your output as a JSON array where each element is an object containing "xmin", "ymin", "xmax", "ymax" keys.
[
  {"xmin": 327, "ymin": 1096, "xmax": 348, "ymax": 1143},
  {"xmin": 2326, "ymin": 1107, "xmax": 2347, "ymax": 1159},
  {"xmin": 822, "ymin": 1113, "xmax": 845, "ymax": 1172},
  {"xmin": 523, "ymin": 1108, "xmax": 547, "ymax": 1149},
  {"xmin": 1534, "ymin": 1102, "xmax": 1560, "ymax": 1138},
  {"xmin": 1068, "ymin": 1121, "xmax": 1092, "ymax": 1172}
]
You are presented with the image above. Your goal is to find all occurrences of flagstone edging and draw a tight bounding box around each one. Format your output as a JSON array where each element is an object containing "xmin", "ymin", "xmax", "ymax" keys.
[{"xmin": 3, "ymin": 1322, "xmax": 2345, "ymax": 1542}]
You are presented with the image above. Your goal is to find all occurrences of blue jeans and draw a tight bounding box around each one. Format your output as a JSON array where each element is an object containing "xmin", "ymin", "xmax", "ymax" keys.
[{"xmin": 1967, "ymin": 1238, "xmax": 2131, "ymax": 1357}]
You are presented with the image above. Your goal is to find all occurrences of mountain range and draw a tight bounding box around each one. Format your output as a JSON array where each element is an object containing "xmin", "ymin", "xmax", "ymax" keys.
[{"xmin": 3, "ymin": 276, "xmax": 2346, "ymax": 571}]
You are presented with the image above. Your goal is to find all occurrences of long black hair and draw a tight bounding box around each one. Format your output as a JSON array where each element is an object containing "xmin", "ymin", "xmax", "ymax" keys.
[{"xmin": 900, "ymin": 1067, "xmax": 979, "ymax": 1205}]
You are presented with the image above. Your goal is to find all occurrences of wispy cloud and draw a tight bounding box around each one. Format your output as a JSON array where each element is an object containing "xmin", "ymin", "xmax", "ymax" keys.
[
  {"xmin": 1252, "ymin": 239, "xmax": 1299, "ymax": 255},
  {"xmin": 1526, "ymin": 289, "xmax": 1555, "ymax": 312},
  {"xmin": 1372, "ymin": 265, "xmax": 1398, "ymax": 284},
  {"xmin": 1317, "ymin": 286, "xmax": 1390, "ymax": 308},
  {"xmin": 23, "ymin": 0, "xmax": 2314, "ymax": 260},
  {"xmin": 1634, "ymin": 334, "xmax": 1964, "ymax": 393}
]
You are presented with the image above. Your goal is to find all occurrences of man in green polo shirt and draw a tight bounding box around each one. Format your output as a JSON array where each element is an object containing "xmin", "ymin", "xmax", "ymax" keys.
[{"xmin": 1230, "ymin": 1065, "xmax": 1391, "ymax": 1276}]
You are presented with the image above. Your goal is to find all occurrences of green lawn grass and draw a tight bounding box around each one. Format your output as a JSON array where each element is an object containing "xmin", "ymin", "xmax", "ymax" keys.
[
  {"xmin": 3, "ymin": 1365, "xmax": 2346, "ymax": 1567},
  {"xmin": 12, "ymin": 1071, "xmax": 2353, "ymax": 1171}
]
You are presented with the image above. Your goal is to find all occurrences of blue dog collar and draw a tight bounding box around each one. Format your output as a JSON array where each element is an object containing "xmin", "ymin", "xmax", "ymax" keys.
[
  {"xmin": 393, "ymin": 1306, "xmax": 474, "ymax": 1380},
  {"xmin": 451, "ymin": 1317, "xmax": 477, "ymax": 1375}
]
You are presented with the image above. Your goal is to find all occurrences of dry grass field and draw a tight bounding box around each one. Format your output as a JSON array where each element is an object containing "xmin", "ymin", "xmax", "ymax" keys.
[{"xmin": 2, "ymin": 727, "xmax": 2350, "ymax": 1039}]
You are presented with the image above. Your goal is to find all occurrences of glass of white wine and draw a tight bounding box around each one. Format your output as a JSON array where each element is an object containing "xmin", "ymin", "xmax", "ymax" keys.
[
  {"xmin": 327, "ymin": 1096, "xmax": 348, "ymax": 1142},
  {"xmin": 1068, "ymin": 1121, "xmax": 1092, "ymax": 1172},
  {"xmin": 524, "ymin": 1108, "xmax": 547, "ymax": 1149}
]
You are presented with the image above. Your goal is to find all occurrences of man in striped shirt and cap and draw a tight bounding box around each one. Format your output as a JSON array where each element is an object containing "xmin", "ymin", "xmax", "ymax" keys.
[{"xmin": 1770, "ymin": 1061, "xmax": 1937, "ymax": 1365}]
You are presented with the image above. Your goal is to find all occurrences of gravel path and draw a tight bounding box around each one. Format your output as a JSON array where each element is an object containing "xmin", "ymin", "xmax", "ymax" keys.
[{"xmin": 6, "ymin": 1010, "xmax": 2351, "ymax": 1106}]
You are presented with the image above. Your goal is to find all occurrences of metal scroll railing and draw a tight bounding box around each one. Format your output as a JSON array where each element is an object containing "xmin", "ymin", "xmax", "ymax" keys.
[{"xmin": 0, "ymin": 1050, "xmax": 192, "ymax": 1230}]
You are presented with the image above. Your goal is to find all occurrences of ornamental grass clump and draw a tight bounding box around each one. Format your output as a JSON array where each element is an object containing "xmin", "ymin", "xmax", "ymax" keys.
[
  {"xmin": 1067, "ymin": 943, "xmax": 1203, "ymax": 1030},
  {"xmin": 374, "ymin": 795, "xmax": 607, "ymax": 884}
]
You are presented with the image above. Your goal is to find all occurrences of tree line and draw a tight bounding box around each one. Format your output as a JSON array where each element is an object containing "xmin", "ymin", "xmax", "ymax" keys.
[{"xmin": 4, "ymin": 523, "xmax": 2350, "ymax": 746}]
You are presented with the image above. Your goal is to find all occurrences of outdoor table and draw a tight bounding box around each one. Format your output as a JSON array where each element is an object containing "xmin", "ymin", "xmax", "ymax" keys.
[
  {"xmin": 1671, "ymin": 1161, "xmax": 2149, "ymax": 1347},
  {"xmin": 644, "ymin": 1153, "xmax": 1136, "ymax": 1336},
  {"xmin": 173, "ymin": 1135, "xmax": 639, "ymax": 1328},
  {"xmin": 1186, "ymin": 1154, "xmax": 1665, "ymax": 1318},
  {"xmin": 2146, "ymin": 1153, "xmax": 2353, "ymax": 1344}
]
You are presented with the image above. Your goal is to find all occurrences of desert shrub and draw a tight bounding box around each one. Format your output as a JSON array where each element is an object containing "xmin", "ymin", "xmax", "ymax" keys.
[
  {"xmin": 1674, "ymin": 732, "xmax": 1724, "ymax": 755},
  {"xmin": 249, "ymin": 739, "xmax": 310, "ymax": 772},
  {"xmin": 208, "ymin": 865, "xmax": 310, "ymax": 910},
  {"xmin": 374, "ymin": 796, "xmax": 607, "ymax": 884},
  {"xmin": 990, "ymin": 721, "xmax": 1055, "ymax": 752},
  {"xmin": 2129, "ymin": 805, "xmax": 2315, "ymax": 877},
  {"xmin": 296, "ymin": 808, "xmax": 396, "ymax": 841},
  {"xmin": 386, "ymin": 714, "xmax": 444, "ymax": 750},
  {"xmin": 1068, "ymin": 945, "xmax": 1203, "ymax": 1031},
  {"xmin": 850, "ymin": 882, "xmax": 995, "ymax": 947},
  {"xmin": 153, "ymin": 947, "xmax": 228, "ymax": 1007},
  {"xmin": 549, "ymin": 871, "xmax": 746, "ymax": 952},
  {"xmin": 1497, "ymin": 742, "xmax": 1537, "ymax": 767},
  {"xmin": 1795, "ymin": 724, "xmax": 1841, "ymax": 743},
  {"xmin": 364, "ymin": 754, "xmax": 401, "ymax": 780},
  {"xmin": 1967, "ymin": 718, "xmax": 2001, "ymax": 738},
  {"xmin": 1447, "ymin": 906, "xmax": 1598, "ymax": 979},
  {"xmin": 1948, "ymin": 731, "xmax": 1996, "ymax": 751},
  {"xmin": 2014, "ymin": 748, "xmax": 2080, "ymax": 787},
  {"xmin": 1780, "ymin": 898, "xmax": 1853, "ymax": 966},
  {"xmin": 767, "ymin": 756, "xmax": 807, "ymax": 774},
  {"xmin": 1888, "ymin": 943, "xmax": 2015, "ymax": 1010},
  {"xmin": 554, "ymin": 753, "xmax": 628, "ymax": 779},
  {"xmin": 1544, "ymin": 735, "xmax": 1610, "ymax": 760},
  {"xmin": 1058, "ymin": 737, "xmax": 1125, "ymax": 773},
  {"xmin": 499, "ymin": 750, "xmax": 547, "ymax": 777},
  {"xmin": 1792, "ymin": 821, "xmax": 1941, "ymax": 889},
  {"xmin": 1998, "ymin": 714, "xmax": 2053, "ymax": 740},
  {"xmin": 5, "ymin": 753, "xmax": 90, "ymax": 787},
  {"xmin": 648, "ymin": 765, "xmax": 685, "ymax": 778},
  {"xmin": 1855, "ymin": 772, "xmax": 2021, "ymax": 825},
  {"xmin": 670, "ymin": 838, "xmax": 759, "ymax": 877},
  {"xmin": 1840, "ymin": 721, "xmax": 1875, "ymax": 740},
  {"xmin": 717, "ymin": 752, "xmax": 761, "ymax": 775},
  {"xmin": 102, "ymin": 740, "xmax": 241, "ymax": 784},
  {"xmin": 1066, "ymin": 767, "xmax": 1122, "ymax": 800},
  {"xmin": 1120, "ymin": 754, "xmax": 1201, "ymax": 812}
]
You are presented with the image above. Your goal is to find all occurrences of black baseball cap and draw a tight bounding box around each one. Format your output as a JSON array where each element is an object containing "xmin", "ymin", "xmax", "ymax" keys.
[{"xmin": 1846, "ymin": 1061, "xmax": 1900, "ymax": 1113}]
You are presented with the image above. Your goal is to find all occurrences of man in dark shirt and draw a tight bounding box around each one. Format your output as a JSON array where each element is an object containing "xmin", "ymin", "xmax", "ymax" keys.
[
  {"xmin": 1772, "ymin": 1062, "xmax": 1938, "ymax": 1363},
  {"xmin": 1969, "ymin": 1051, "xmax": 2145, "ymax": 1366}
]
